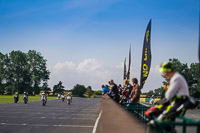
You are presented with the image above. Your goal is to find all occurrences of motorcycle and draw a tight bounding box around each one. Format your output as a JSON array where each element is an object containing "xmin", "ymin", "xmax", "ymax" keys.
[
  {"xmin": 145, "ymin": 97, "xmax": 199, "ymax": 132},
  {"xmin": 66, "ymin": 96, "xmax": 71, "ymax": 105},
  {"xmin": 149, "ymin": 97, "xmax": 155, "ymax": 105},
  {"xmin": 14, "ymin": 94, "xmax": 19, "ymax": 103},
  {"xmin": 23, "ymin": 95, "xmax": 28, "ymax": 104},
  {"xmin": 41, "ymin": 95, "xmax": 47, "ymax": 106},
  {"xmin": 61, "ymin": 95, "xmax": 65, "ymax": 102}
]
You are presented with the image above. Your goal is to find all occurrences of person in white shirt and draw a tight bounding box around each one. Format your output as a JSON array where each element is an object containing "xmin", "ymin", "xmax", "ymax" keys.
[{"xmin": 158, "ymin": 62, "xmax": 190, "ymax": 132}]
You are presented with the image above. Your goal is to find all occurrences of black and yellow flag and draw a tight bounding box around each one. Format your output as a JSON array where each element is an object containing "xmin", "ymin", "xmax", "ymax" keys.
[
  {"xmin": 123, "ymin": 58, "xmax": 127, "ymax": 80},
  {"xmin": 140, "ymin": 20, "xmax": 152, "ymax": 88},
  {"xmin": 126, "ymin": 46, "xmax": 131, "ymax": 82}
]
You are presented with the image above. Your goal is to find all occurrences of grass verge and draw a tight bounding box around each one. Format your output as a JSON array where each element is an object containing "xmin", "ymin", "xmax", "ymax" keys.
[{"xmin": 0, "ymin": 95, "xmax": 57, "ymax": 103}]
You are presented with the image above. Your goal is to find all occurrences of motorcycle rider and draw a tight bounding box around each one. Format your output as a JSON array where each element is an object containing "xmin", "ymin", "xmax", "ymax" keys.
[
  {"xmin": 41, "ymin": 92, "xmax": 47, "ymax": 102},
  {"xmin": 14, "ymin": 92, "xmax": 19, "ymax": 103},
  {"xmin": 61, "ymin": 93, "xmax": 65, "ymax": 101},
  {"xmin": 155, "ymin": 62, "xmax": 190, "ymax": 132},
  {"xmin": 66, "ymin": 93, "xmax": 72, "ymax": 103},
  {"xmin": 58, "ymin": 93, "xmax": 61, "ymax": 99},
  {"xmin": 158, "ymin": 62, "xmax": 189, "ymax": 119},
  {"xmin": 149, "ymin": 95, "xmax": 155, "ymax": 105},
  {"xmin": 23, "ymin": 92, "xmax": 28, "ymax": 101}
]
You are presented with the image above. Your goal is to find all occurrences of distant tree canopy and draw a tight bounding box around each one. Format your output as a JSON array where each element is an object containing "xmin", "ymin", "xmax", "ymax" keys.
[
  {"xmin": 94, "ymin": 90, "xmax": 103, "ymax": 96},
  {"xmin": 71, "ymin": 84, "xmax": 87, "ymax": 97},
  {"xmin": 152, "ymin": 58, "xmax": 200, "ymax": 98},
  {"xmin": 53, "ymin": 81, "xmax": 65, "ymax": 94},
  {"xmin": 85, "ymin": 86, "xmax": 93, "ymax": 98},
  {"xmin": 0, "ymin": 50, "xmax": 50, "ymax": 95}
]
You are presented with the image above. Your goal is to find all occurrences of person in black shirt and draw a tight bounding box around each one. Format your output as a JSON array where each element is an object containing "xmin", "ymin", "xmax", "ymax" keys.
[{"xmin": 109, "ymin": 79, "xmax": 120, "ymax": 103}]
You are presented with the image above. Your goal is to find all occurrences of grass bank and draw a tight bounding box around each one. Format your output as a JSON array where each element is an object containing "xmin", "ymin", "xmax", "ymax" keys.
[{"xmin": 0, "ymin": 95, "xmax": 57, "ymax": 103}]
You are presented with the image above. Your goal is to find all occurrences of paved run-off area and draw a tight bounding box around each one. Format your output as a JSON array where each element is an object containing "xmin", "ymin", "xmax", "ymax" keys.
[{"xmin": 0, "ymin": 98, "xmax": 101, "ymax": 133}]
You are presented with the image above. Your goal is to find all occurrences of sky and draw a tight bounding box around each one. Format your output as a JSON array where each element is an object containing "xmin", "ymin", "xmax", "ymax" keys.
[{"xmin": 0, "ymin": 0, "xmax": 199, "ymax": 92}]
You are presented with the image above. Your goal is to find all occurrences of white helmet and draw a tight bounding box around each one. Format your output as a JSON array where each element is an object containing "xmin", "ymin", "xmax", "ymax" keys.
[{"xmin": 42, "ymin": 92, "xmax": 45, "ymax": 95}]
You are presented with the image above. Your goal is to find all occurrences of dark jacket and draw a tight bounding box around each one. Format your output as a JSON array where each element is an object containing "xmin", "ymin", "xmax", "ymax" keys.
[{"xmin": 110, "ymin": 84, "xmax": 120, "ymax": 102}]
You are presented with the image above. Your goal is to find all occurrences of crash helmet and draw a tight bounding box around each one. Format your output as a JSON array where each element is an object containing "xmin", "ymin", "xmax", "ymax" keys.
[{"xmin": 160, "ymin": 62, "xmax": 174, "ymax": 73}]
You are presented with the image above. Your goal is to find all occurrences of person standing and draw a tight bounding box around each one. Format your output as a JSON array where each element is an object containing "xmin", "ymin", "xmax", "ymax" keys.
[
  {"xmin": 109, "ymin": 79, "xmax": 120, "ymax": 103},
  {"xmin": 130, "ymin": 78, "xmax": 141, "ymax": 102},
  {"xmin": 122, "ymin": 80, "xmax": 131, "ymax": 98}
]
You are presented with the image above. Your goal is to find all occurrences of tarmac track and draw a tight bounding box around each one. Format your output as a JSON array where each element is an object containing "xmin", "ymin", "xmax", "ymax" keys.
[{"xmin": 0, "ymin": 97, "xmax": 101, "ymax": 133}]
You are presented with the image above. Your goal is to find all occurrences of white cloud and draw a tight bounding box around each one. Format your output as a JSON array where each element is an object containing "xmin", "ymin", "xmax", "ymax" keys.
[
  {"xmin": 115, "ymin": 62, "xmax": 124, "ymax": 69},
  {"xmin": 77, "ymin": 58, "xmax": 102, "ymax": 72},
  {"xmin": 49, "ymin": 58, "xmax": 112, "ymax": 90},
  {"xmin": 53, "ymin": 61, "xmax": 76, "ymax": 72},
  {"xmin": 48, "ymin": 59, "xmax": 164, "ymax": 92}
]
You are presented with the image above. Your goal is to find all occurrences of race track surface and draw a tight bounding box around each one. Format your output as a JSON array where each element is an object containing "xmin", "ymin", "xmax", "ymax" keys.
[{"xmin": 0, "ymin": 98, "xmax": 101, "ymax": 133}]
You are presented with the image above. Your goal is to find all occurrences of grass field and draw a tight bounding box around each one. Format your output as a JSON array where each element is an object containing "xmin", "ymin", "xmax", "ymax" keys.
[{"xmin": 0, "ymin": 95, "xmax": 57, "ymax": 103}]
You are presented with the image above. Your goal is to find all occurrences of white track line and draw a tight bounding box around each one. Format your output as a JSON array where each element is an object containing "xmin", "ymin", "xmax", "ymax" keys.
[
  {"xmin": 0, "ymin": 116, "xmax": 95, "ymax": 120},
  {"xmin": 92, "ymin": 110, "xmax": 102, "ymax": 133},
  {"xmin": 0, "ymin": 123, "xmax": 93, "ymax": 128}
]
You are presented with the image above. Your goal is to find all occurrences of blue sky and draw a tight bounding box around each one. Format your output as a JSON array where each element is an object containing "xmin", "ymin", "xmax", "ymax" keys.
[{"xmin": 0, "ymin": 0, "xmax": 199, "ymax": 91}]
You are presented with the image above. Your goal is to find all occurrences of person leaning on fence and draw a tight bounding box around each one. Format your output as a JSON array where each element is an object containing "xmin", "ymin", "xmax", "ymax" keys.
[
  {"xmin": 109, "ymin": 79, "xmax": 120, "ymax": 103},
  {"xmin": 118, "ymin": 84, "xmax": 122, "ymax": 94},
  {"xmin": 122, "ymin": 80, "xmax": 131, "ymax": 98},
  {"xmin": 130, "ymin": 78, "xmax": 141, "ymax": 102},
  {"xmin": 102, "ymin": 85, "xmax": 110, "ymax": 95}
]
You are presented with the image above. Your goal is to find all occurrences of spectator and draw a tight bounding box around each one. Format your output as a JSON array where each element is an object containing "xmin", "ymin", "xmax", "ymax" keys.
[
  {"xmin": 109, "ymin": 79, "xmax": 120, "ymax": 102},
  {"xmin": 122, "ymin": 80, "xmax": 131, "ymax": 98},
  {"xmin": 108, "ymin": 81, "xmax": 112, "ymax": 90},
  {"xmin": 118, "ymin": 84, "xmax": 123, "ymax": 94},
  {"xmin": 102, "ymin": 85, "xmax": 110, "ymax": 95},
  {"xmin": 130, "ymin": 78, "xmax": 141, "ymax": 102}
]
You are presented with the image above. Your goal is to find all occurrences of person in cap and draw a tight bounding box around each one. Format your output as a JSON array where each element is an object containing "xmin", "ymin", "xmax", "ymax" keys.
[
  {"xmin": 157, "ymin": 62, "xmax": 190, "ymax": 132},
  {"xmin": 159, "ymin": 62, "xmax": 189, "ymax": 101}
]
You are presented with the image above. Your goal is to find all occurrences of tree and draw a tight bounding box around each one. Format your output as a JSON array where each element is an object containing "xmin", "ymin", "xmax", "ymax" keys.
[
  {"xmin": 94, "ymin": 90, "xmax": 103, "ymax": 96},
  {"xmin": 7, "ymin": 50, "xmax": 31, "ymax": 94},
  {"xmin": 27, "ymin": 50, "xmax": 50, "ymax": 94},
  {"xmin": 0, "ymin": 50, "xmax": 50, "ymax": 95},
  {"xmin": 53, "ymin": 81, "xmax": 65, "ymax": 94},
  {"xmin": 0, "ymin": 53, "xmax": 6, "ymax": 95},
  {"xmin": 188, "ymin": 63, "xmax": 200, "ymax": 98},
  {"xmin": 71, "ymin": 84, "xmax": 86, "ymax": 97},
  {"xmin": 42, "ymin": 82, "xmax": 51, "ymax": 94},
  {"xmin": 154, "ymin": 87, "xmax": 164, "ymax": 96},
  {"xmin": 85, "ymin": 86, "xmax": 93, "ymax": 98}
]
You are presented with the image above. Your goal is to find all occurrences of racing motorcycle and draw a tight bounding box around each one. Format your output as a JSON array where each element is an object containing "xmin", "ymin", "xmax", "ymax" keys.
[
  {"xmin": 145, "ymin": 97, "xmax": 199, "ymax": 132},
  {"xmin": 14, "ymin": 94, "xmax": 19, "ymax": 103},
  {"xmin": 61, "ymin": 95, "xmax": 65, "ymax": 102},
  {"xmin": 23, "ymin": 95, "xmax": 28, "ymax": 104},
  {"xmin": 66, "ymin": 95, "xmax": 71, "ymax": 105},
  {"xmin": 41, "ymin": 95, "xmax": 47, "ymax": 106}
]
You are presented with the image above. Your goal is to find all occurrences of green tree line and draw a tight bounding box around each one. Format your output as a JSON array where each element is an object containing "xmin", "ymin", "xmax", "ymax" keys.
[
  {"xmin": 71, "ymin": 84, "xmax": 102, "ymax": 97},
  {"xmin": 0, "ymin": 50, "xmax": 50, "ymax": 95}
]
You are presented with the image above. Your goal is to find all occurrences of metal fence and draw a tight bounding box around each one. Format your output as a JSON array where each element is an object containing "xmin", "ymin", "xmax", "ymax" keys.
[{"xmin": 122, "ymin": 102, "xmax": 200, "ymax": 133}]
